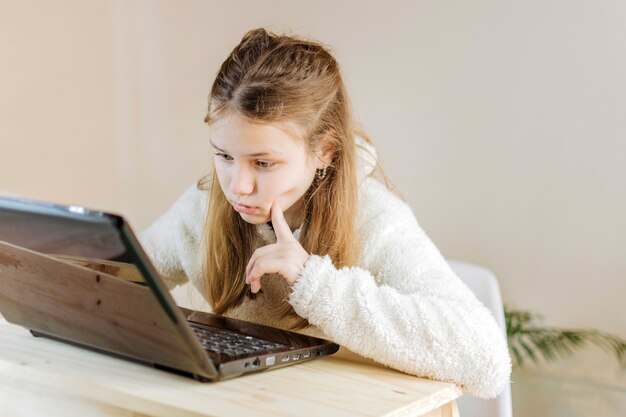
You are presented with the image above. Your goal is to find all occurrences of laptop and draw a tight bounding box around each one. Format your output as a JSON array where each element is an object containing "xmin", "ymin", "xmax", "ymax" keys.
[{"xmin": 0, "ymin": 194, "xmax": 339, "ymax": 381}]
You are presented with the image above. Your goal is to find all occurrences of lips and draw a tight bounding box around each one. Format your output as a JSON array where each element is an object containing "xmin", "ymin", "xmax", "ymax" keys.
[
  {"xmin": 233, "ymin": 201, "xmax": 254, "ymax": 208},
  {"xmin": 230, "ymin": 200, "xmax": 259, "ymax": 215}
]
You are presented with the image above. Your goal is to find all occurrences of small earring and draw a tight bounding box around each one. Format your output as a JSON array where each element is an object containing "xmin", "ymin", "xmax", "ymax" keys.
[{"xmin": 316, "ymin": 166, "xmax": 328, "ymax": 180}]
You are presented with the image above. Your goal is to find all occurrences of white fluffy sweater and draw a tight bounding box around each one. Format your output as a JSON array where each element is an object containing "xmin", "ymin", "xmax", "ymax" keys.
[{"xmin": 139, "ymin": 140, "xmax": 511, "ymax": 399}]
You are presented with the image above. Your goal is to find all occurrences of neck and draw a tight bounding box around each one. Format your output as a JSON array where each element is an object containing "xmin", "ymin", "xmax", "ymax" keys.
[{"xmin": 282, "ymin": 198, "xmax": 305, "ymax": 231}]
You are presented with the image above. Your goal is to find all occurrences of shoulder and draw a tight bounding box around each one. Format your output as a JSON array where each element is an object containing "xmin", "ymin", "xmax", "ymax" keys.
[
  {"xmin": 355, "ymin": 178, "xmax": 436, "ymax": 269},
  {"xmin": 167, "ymin": 182, "xmax": 209, "ymax": 225},
  {"xmin": 178, "ymin": 182, "xmax": 210, "ymax": 235},
  {"xmin": 179, "ymin": 181, "xmax": 210, "ymax": 213},
  {"xmin": 141, "ymin": 181, "xmax": 210, "ymax": 242},
  {"xmin": 356, "ymin": 177, "xmax": 417, "ymax": 232}
]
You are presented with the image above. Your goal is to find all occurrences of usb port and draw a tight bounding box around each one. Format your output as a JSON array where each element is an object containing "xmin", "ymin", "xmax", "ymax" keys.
[
  {"xmin": 281, "ymin": 355, "xmax": 290, "ymax": 362},
  {"xmin": 303, "ymin": 351, "xmax": 311, "ymax": 358},
  {"xmin": 292, "ymin": 353, "xmax": 301, "ymax": 360}
]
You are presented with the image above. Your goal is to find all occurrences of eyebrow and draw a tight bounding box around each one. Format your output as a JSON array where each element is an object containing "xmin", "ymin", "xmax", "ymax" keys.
[{"xmin": 210, "ymin": 140, "xmax": 284, "ymax": 157}]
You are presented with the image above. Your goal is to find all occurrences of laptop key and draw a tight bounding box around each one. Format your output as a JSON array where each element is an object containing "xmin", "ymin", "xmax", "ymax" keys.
[{"xmin": 189, "ymin": 323, "xmax": 291, "ymax": 359}]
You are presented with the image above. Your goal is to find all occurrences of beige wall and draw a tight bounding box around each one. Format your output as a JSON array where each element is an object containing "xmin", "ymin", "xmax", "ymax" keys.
[
  {"xmin": 2, "ymin": 0, "xmax": 625, "ymax": 342},
  {"xmin": 1, "ymin": 0, "xmax": 117, "ymax": 208}
]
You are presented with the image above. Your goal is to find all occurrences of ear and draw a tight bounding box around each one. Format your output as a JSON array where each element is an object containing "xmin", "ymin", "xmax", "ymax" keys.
[{"xmin": 315, "ymin": 134, "xmax": 335, "ymax": 169}]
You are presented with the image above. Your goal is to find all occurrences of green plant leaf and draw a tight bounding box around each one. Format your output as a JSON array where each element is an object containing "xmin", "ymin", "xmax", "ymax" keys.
[{"xmin": 504, "ymin": 307, "xmax": 626, "ymax": 369}]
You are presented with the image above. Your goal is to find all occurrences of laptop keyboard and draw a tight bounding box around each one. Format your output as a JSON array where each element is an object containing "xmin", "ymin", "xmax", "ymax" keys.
[{"xmin": 188, "ymin": 322, "xmax": 291, "ymax": 359}]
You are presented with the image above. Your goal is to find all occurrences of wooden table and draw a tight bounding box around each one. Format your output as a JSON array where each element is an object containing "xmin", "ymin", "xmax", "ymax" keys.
[{"xmin": 0, "ymin": 316, "xmax": 462, "ymax": 417}]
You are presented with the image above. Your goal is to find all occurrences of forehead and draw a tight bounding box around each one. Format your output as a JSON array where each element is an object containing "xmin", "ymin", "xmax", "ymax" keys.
[{"xmin": 210, "ymin": 114, "xmax": 307, "ymax": 156}]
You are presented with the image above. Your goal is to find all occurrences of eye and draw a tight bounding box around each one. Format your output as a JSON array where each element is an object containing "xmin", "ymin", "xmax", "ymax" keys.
[
  {"xmin": 256, "ymin": 160, "xmax": 275, "ymax": 169},
  {"xmin": 215, "ymin": 152, "xmax": 233, "ymax": 161}
]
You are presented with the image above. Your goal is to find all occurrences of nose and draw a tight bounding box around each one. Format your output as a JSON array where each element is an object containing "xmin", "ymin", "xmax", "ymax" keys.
[{"xmin": 230, "ymin": 165, "xmax": 255, "ymax": 196}]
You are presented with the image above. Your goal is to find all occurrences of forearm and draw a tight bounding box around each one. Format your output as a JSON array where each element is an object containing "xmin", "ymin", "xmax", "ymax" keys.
[{"xmin": 289, "ymin": 254, "xmax": 511, "ymax": 399}]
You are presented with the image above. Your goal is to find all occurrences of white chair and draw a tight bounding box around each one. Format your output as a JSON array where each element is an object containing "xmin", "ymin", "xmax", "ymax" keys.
[{"xmin": 447, "ymin": 260, "xmax": 513, "ymax": 417}]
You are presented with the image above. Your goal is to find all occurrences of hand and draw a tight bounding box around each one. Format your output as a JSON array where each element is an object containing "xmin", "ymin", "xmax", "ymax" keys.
[{"xmin": 245, "ymin": 198, "xmax": 310, "ymax": 294}]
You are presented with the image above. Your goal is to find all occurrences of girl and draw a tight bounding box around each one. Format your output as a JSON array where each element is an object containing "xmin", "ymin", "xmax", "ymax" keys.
[{"xmin": 140, "ymin": 28, "xmax": 511, "ymax": 399}]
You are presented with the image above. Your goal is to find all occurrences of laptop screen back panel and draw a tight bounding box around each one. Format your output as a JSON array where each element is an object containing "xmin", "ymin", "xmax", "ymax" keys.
[
  {"xmin": 0, "ymin": 196, "xmax": 218, "ymax": 378},
  {"xmin": 0, "ymin": 240, "xmax": 218, "ymax": 379}
]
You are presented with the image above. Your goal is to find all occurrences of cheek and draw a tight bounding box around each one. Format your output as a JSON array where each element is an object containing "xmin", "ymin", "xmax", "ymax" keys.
[
  {"xmin": 214, "ymin": 166, "xmax": 226, "ymax": 186},
  {"xmin": 243, "ymin": 163, "xmax": 315, "ymax": 207},
  {"xmin": 272, "ymin": 167, "xmax": 315, "ymax": 202},
  {"xmin": 213, "ymin": 164, "xmax": 232, "ymax": 193},
  {"xmin": 256, "ymin": 177, "xmax": 285, "ymax": 205}
]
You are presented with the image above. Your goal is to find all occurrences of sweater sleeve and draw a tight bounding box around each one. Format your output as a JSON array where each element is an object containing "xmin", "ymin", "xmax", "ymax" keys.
[
  {"xmin": 138, "ymin": 184, "xmax": 208, "ymax": 290},
  {"xmin": 288, "ymin": 178, "xmax": 512, "ymax": 399}
]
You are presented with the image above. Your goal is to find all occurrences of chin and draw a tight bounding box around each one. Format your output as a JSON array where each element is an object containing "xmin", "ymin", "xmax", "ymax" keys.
[{"xmin": 238, "ymin": 212, "xmax": 270, "ymax": 225}]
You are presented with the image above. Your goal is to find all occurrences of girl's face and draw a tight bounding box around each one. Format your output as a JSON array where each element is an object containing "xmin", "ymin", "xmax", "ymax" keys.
[{"xmin": 210, "ymin": 114, "xmax": 322, "ymax": 229}]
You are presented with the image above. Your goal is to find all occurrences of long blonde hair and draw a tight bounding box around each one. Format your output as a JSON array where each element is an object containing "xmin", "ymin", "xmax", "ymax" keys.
[{"xmin": 200, "ymin": 28, "xmax": 366, "ymax": 329}]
